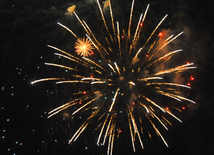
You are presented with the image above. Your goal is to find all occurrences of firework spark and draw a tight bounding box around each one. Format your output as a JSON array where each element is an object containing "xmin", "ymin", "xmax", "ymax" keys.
[
  {"xmin": 32, "ymin": 0, "xmax": 196, "ymax": 154},
  {"xmin": 75, "ymin": 37, "xmax": 94, "ymax": 57}
]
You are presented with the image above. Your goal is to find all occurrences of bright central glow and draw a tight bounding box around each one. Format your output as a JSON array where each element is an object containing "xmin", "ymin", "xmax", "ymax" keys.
[{"xmin": 75, "ymin": 37, "xmax": 94, "ymax": 57}]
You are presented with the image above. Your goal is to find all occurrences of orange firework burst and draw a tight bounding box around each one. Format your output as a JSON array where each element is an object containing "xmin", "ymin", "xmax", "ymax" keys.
[{"xmin": 75, "ymin": 37, "xmax": 94, "ymax": 57}]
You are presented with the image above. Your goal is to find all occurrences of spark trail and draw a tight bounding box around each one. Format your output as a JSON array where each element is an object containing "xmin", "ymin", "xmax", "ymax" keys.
[{"xmin": 32, "ymin": 0, "xmax": 196, "ymax": 154}]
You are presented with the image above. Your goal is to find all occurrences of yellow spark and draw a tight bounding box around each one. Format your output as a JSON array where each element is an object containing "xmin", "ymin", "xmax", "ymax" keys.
[
  {"xmin": 128, "ymin": 112, "xmax": 136, "ymax": 152},
  {"xmin": 146, "ymin": 49, "xmax": 182, "ymax": 68},
  {"xmin": 153, "ymin": 123, "xmax": 169, "ymax": 147},
  {"xmin": 146, "ymin": 82, "xmax": 191, "ymax": 89},
  {"xmin": 110, "ymin": 124, "xmax": 115, "ymax": 155},
  {"xmin": 134, "ymin": 14, "xmax": 168, "ymax": 58},
  {"xmin": 135, "ymin": 4, "xmax": 150, "ymax": 43},
  {"xmin": 98, "ymin": 113, "xmax": 106, "ymax": 121},
  {"xmin": 108, "ymin": 64, "xmax": 116, "ymax": 73},
  {"xmin": 162, "ymin": 116, "xmax": 173, "ymax": 126},
  {"xmin": 72, "ymin": 94, "xmax": 103, "ymax": 115},
  {"xmin": 109, "ymin": 88, "xmax": 120, "ymax": 112},
  {"xmin": 173, "ymin": 106, "xmax": 182, "ymax": 112},
  {"xmin": 131, "ymin": 13, "xmax": 143, "ymax": 47},
  {"xmin": 82, "ymin": 20, "xmax": 102, "ymax": 48},
  {"xmin": 54, "ymin": 53, "xmax": 89, "ymax": 67},
  {"xmin": 116, "ymin": 22, "xmax": 121, "ymax": 55},
  {"xmin": 69, "ymin": 121, "xmax": 88, "ymax": 144},
  {"xmin": 57, "ymin": 22, "xmax": 77, "ymax": 38},
  {"xmin": 159, "ymin": 32, "xmax": 184, "ymax": 50},
  {"xmin": 44, "ymin": 63, "xmax": 77, "ymax": 71},
  {"xmin": 129, "ymin": 81, "xmax": 136, "ymax": 86},
  {"xmin": 150, "ymin": 111, "xmax": 168, "ymax": 130},
  {"xmin": 73, "ymin": 12, "xmax": 91, "ymax": 36},
  {"xmin": 156, "ymin": 90, "xmax": 182, "ymax": 102},
  {"xmin": 48, "ymin": 97, "xmax": 87, "ymax": 115},
  {"xmin": 75, "ymin": 37, "xmax": 94, "ymax": 57},
  {"xmin": 172, "ymin": 94, "xmax": 196, "ymax": 104},
  {"xmin": 31, "ymin": 78, "xmax": 60, "ymax": 85},
  {"xmin": 166, "ymin": 110, "xmax": 182, "ymax": 123},
  {"xmin": 109, "ymin": 0, "xmax": 116, "ymax": 41},
  {"xmin": 127, "ymin": 0, "xmax": 135, "ymax": 40},
  {"xmin": 107, "ymin": 123, "xmax": 115, "ymax": 155},
  {"xmin": 56, "ymin": 80, "xmax": 88, "ymax": 84},
  {"xmin": 82, "ymin": 57, "xmax": 105, "ymax": 71},
  {"xmin": 81, "ymin": 77, "xmax": 101, "ymax": 81},
  {"xmin": 153, "ymin": 63, "xmax": 196, "ymax": 76},
  {"xmin": 143, "ymin": 96, "xmax": 166, "ymax": 113},
  {"xmin": 91, "ymin": 81, "xmax": 105, "ymax": 84},
  {"xmin": 97, "ymin": 114, "xmax": 109, "ymax": 145},
  {"xmin": 96, "ymin": 0, "xmax": 113, "ymax": 41},
  {"xmin": 137, "ymin": 101, "xmax": 149, "ymax": 113},
  {"xmin": 128, "ymin": 108, "xmax": 144, "ymax": 149},
  {"xmin": 138, "ymin": 77, "xmax": 163, "ymax": 81},
  {"xmin": 72, "ymin": 75, "xmax": 86, "ymax": 78},
  {"xmin": 114, "ymin": 62, "xmax": 121, "ymax": 75},
  {"xmin": 47, "ymin": 45, "xmax": 88, "ymax": 65},
  {"xmin": 95, "ymin": 70, "xmax": 103, "ymax": 75},
  {"xmin": 102, "ymin": 115, "xmax": 113, "ymax": 145}
]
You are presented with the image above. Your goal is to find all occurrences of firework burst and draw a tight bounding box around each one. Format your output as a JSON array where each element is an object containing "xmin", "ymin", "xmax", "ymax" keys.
[
  {"xmin": 75, "ymin": 37, "xmax": 94, "ymax": 57},
  {"xmin": 32, "ymin": 0, "xmax": 196, "ymax": 154}
]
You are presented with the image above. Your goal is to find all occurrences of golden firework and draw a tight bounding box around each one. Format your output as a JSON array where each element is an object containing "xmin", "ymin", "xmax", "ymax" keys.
[
  {"xmin": 32, "ymin": 0, "xmax": 197, "ymax": 154},
  {"xmin": 75, "ymin": 37, "xmax": 94, "ymax": 57}
]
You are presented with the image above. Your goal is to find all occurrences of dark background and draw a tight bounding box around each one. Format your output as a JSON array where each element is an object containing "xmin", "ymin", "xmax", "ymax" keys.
[{"xmin": 1, "ymin": 0, "xmax": 214, "ymax": 154}]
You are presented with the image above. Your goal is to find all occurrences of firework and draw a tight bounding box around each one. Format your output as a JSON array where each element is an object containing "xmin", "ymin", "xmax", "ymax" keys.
[
  {"xmin": 74, "ymin": 37, "xmax": 94, "ymax": 57},
  {"xmin": 32, "ymin": 0, "xmax": 196, "ymax": 154}
]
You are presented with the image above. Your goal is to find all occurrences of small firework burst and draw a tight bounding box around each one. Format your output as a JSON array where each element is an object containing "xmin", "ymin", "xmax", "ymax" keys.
[{"xmin": 74, "ymin": 37, "xmax": 94, "ymax": 57}]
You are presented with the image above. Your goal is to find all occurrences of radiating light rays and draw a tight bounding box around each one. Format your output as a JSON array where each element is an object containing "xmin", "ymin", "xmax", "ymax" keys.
[
  {"xmin": 134, "ymin": 14, "xmax": 168, "ymax": 58},
  {"xmin": 32, "ymin": 0, "xmax": 196, "ymax": 154},
  {"xmin": 152, "ymin": 63, "xmax": 197, "ymax": 76},
  {"xmin": 145, "ymin": 49, "xmax": 183, "ymax": 68},
  {"xmin": 75, "ymin": 37, "xmax": 94, "ymax": 57},
  {"xmin": 131, "ymin": 4, "xmax": 150, "ymax": 48},
  {"xmin": 72, "ymin": 94, "xmax": 103, "ymax": 115},
  {"xmin": 96, "ymin": 0, "xmax": 113, "ymax": 41}
]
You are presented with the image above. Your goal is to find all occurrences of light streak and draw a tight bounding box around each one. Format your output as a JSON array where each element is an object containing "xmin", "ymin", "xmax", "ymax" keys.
[
  {"xmin": 57, "ymin": 22, "xmax": 77, "ymax": 38},
  {"xmin": 128, "ymin": 0, "xmax": 135, "ymax": 40},
  {"xmin": 109, "ymin": 88, "xmax": 120, "ymax": 112},
  {"xmin": 44, "ymin": 63, "xmax": 77, "ymax": 71},
  {"xmin": 31, "ymin": 78, "xmax": 60, "ymax": 84},
  {"xmin": 135, "ymin": 14, "xmax": 168, "ymax": 58},
  {"xmin": 116, "ymin": 22, "xmax": 121, "ymax": 55},
  {"xmin": 96, "ymin": 0, "xmax": 113, "ymax": 41}
]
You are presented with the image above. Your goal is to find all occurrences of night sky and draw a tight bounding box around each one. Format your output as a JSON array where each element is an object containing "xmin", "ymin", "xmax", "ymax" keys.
[{"xmin": 1, "ymin": 0, "xmax": 214, "ymax": 155}]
